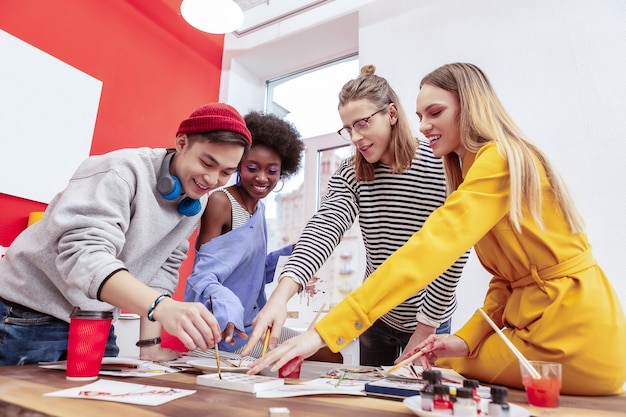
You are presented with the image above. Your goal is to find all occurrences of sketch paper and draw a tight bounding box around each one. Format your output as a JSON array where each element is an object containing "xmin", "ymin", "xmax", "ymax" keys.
[
  {"xmin": 255, "ymin": 377, "xmax": 366, "ymax": 398},
  {"xmin": 44, "ymin": 379, "xmax": 195, "ymax": 406}
]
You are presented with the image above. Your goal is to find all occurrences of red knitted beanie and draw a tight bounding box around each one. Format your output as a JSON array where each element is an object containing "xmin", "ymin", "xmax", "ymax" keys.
[{"xmin": 176, "ymin": 103, "xmax": 252, "ymax": 145}]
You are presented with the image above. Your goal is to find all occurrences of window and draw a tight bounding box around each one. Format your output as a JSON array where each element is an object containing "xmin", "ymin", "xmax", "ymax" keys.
[
  {"xmin": 265, "ymin": 55, "xmax": 359, "ymax": 138},
  {"xmin": 263, "ymin": 56, "xmax": 365, "ymax": 332},
  {"xmin": 263, "ymin": 55, "xmax": 360, "ymax": 253}
]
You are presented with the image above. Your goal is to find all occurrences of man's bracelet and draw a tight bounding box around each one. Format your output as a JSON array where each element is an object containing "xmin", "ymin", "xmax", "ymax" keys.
[
  {"xmin": 147, "ymin": 293, "xmax": 171, "ymax": 322},
  {"xmin": 136, "ymin": 337, "xmax": 162, "ymax": 347}
]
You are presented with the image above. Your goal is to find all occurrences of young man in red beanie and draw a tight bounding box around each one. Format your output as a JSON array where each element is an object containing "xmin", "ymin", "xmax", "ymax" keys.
[{"xmin": 0, "ymin": 103, "xmax": 252, "ymax": 365}]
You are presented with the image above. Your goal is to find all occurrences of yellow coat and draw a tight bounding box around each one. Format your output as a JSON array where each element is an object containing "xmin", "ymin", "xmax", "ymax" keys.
[{"xmin": 315, "ymin": 143, "xmax": 626, "ymax": 395}]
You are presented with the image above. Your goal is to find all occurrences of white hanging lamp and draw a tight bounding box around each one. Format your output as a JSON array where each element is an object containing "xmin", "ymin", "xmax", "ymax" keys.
[{"xmin": 180, "ymin": 0, "xmax": 244, "ymax": 34}]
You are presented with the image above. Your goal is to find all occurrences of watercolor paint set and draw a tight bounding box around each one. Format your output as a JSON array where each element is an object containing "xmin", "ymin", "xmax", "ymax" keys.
[{"xmin": 196, "ymin": 372, "xmax": 284, "ymax": 393}]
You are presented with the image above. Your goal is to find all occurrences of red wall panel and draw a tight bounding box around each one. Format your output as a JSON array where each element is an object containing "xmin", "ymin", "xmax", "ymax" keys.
[{"xmin": 0, "ymin": 0, "xmax": 225, "ymax": 300}]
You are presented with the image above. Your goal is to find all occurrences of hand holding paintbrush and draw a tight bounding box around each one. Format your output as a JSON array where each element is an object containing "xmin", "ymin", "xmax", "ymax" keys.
[
  {"xmin": 387, "ymin": 348, "xmax": 428, "ymax": 374},
  {"xmin": 388, "ymin": 334, "xmax": 451, "ymax": 374}
]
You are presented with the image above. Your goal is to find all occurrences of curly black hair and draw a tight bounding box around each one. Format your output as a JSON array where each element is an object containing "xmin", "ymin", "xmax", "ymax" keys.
[{"xmin": 243, "ymin": 111, "xmax": 305, "ymax": 180}]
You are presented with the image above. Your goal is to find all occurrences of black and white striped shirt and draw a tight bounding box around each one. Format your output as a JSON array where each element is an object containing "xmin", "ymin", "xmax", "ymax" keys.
[{"xmin": 280, "ymin": 141, "xmax": 469, "ymax": 332}]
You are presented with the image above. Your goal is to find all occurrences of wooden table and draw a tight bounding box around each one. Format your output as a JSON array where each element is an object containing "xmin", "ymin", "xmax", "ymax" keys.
[{"xmin": 0, "ymin": 362, "xmax": 624, "ymax": 417}]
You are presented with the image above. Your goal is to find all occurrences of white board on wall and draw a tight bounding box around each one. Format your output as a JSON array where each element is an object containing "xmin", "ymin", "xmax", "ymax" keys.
[{"xmin": 0, "ymin": 29, "xmax": 102, "ymax": 203}]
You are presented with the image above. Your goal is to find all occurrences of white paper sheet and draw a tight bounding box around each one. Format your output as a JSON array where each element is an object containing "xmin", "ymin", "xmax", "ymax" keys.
[
  {"xmin": 44, "ymin": 379, "xmax": 195, "ymax": 406},
  {"xmin": 255, "ymin": 377, "xmax": 366, "ymax": 398}
]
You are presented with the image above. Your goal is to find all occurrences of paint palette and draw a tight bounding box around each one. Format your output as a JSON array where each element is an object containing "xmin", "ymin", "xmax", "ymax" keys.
[{"xmin": 196, "ymin": 372, "xmax": 284, "ymax": 393}]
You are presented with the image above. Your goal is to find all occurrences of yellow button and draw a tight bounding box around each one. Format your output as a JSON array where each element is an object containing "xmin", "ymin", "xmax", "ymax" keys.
[
  {"xmin": 354, "ymin": 321, "xmax": 363, "ymax": 330},
  {"xmin": 336, "ymin": 337, "xmax": 345, "ymax": 345}
]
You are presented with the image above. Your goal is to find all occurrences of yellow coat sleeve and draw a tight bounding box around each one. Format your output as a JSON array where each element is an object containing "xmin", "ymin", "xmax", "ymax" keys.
[{"xmin": 316, "ymin": 144, "xmax": 511, "ymax": 352}]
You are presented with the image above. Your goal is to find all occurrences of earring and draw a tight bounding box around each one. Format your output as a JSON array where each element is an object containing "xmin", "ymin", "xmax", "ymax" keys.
[
  {"xmin": 235, "ymin": 171, "xmax": 241, "ymax": 187},
  {"xmin": 273, "ymin": 179, "xmax": 285, "ymax": 193}
]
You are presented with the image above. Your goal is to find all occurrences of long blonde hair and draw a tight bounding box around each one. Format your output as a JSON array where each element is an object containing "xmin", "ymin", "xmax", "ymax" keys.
[
  {"xmin": 420, "ymin": 63, "xmax": 584, "ymax": 233},
  {"xmin": 338, "ymin": 65, "xmax": 416, "ymax": 181}
]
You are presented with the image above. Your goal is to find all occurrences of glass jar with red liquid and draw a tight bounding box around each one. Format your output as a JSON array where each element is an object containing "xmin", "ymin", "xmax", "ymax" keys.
[
  {"xmin": 432, "ymin": 384, "xmax": 453, "ymax": 415},
  {"xmin": 521, "ymin": 374, "xmax": 561, "ymax": 407}
]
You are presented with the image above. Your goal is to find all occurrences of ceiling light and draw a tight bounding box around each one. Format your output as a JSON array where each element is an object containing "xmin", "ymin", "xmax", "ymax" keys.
[{"xmin": 180, "ymin": 0, "xmax": 244, "ymax": 34}]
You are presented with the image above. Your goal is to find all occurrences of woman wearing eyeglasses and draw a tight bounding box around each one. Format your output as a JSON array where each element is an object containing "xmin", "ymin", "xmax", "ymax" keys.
[{"xmin": 242, "ymin": 65, "xmax": 468, "ymax": 366}]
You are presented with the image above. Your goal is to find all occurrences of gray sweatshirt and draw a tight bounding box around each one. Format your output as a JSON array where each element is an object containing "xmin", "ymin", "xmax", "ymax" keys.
[{"xmin": 0, "ymin": 147, "xmax": 206, "ymax": 322}]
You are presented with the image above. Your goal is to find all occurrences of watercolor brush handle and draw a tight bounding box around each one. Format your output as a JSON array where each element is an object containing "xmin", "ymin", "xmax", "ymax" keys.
[
  {"xmin": 307, "ymin": 303, "xmax": 327, "ymax": 331},
  {"xmin": 209, "ymin": 296, "xmax": 222, "ymax": 379},
  {"xmin": 478, "ymin": 308, "xmax": 541, "ymax": 379},
  {"xmin": 387, "ymin": 349, "xmax": 427, "ymax": 374},
  {"xmin": 334, "ymin": 371, "xmax": 346, "ymax": 387},
  {"xmin": 220, "ymin": 357, "xmax": 238, "ymax": 368},
  {"xmin": 213, "ymin": 338, "xmax": 222, "ymax": 378}
]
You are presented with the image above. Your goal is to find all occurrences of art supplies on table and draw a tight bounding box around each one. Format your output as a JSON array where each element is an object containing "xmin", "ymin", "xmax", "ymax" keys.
[
  {"xmin": 39, "ymin": 357, "xmax": 178, "ymax": 377},
  {"xmin": 381, "ymin": 365, "xmax": 465, "ymax": 385},
  {"xmin": 369, "ymin": 365, "xmax": 492, "ymax": 402},
  {"xmin": 321, "ymin": 367, "xmax": 386, "ymax": 382},
  {"xmin": 403, "ymin": 394, "xmax": 531, "ymax": 417},
  {"xmin": 196, "ymin": 372, "xmax": 284, "ymax": 393}
]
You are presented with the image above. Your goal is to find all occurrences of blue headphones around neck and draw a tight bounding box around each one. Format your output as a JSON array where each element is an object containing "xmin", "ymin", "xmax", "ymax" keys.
[{"xmin": 157, "ymin": 152, "xmax": 201, "ymax": 217}]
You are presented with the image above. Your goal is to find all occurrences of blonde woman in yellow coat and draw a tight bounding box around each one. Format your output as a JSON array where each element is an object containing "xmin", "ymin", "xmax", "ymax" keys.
[{"xmin": 248, "ymin": 63, "xmax": 626, "ymax": 395}]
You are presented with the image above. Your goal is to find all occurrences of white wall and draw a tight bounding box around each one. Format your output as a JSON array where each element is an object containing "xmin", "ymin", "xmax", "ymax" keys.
[
  {"xmin": 219, "ymin": 56, "xmax": 266, "ymax": 115},
  {"xmin": 358, "ymin": 0, "xmax": 626, "ymax": 331},
  {"xmin": 223, "ymin": 0, "xmax": 626, "ymax": 332}
]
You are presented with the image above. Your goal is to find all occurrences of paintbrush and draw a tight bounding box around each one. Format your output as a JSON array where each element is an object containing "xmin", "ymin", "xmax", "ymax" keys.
[
  {"xmin": 307, "ymin": 303, "xmax": 326, "ymax": 331},
  {"xmin": 334, "ymin": 370, "xmax": 346, "ymax": 387},
  {"xmin": 387, "ymin": 348, "xmax": 428, "ymax": 374},
  {"xmin": 478, "ymin": 308, "xmax": 541, "ymax": 379},
  {"xmin": 209, "ymin": 296, "xmax": 222, "ymax": 380}
]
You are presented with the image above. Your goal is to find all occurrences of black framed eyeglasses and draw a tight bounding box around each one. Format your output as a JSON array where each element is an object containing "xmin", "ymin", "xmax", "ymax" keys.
[{"xmin": 337, "ymin": 108, "xmax": 386, "ymax": 141}]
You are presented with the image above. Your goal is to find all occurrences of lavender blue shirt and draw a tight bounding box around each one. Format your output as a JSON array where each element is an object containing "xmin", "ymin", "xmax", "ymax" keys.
[{"xmin": 184, "ymin": 202, "xmax": 291, "ymax": 352}]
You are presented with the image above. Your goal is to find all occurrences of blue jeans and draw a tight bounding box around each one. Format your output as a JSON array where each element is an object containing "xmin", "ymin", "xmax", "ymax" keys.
[
  {"xmin": 359, "ymin": 318, "xmax": 451, "ymax": 366},
  {"xmin": 0, "ymin": 299, "xmax": 119, "ymax": 366}
]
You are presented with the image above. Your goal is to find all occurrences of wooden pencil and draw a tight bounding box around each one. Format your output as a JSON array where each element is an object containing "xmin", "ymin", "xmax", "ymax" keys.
[{"xmin": 261, "ymin": 328, "xmax": 271, "ymax": 357}]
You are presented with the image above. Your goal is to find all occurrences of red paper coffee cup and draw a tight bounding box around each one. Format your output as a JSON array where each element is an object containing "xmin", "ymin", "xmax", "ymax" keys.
[
  {"xmin": 278, "ymin": 356, "xmax": 303, "ymax": 379},
  {"xmin": 66, "ymin": 307, "xmax": 113, "ymax": 381}
]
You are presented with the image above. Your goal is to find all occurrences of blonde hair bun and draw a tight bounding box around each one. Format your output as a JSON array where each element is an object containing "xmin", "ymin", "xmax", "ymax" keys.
[{"xmin": 360, "ymin": 64, "xmax": 376, "ymax": 76}]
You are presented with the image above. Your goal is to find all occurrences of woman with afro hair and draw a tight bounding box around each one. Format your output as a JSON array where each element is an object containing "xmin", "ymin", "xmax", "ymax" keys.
[{"xmin": 184, "ymin": 111, "xmax": 305, "ymax": 357}]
